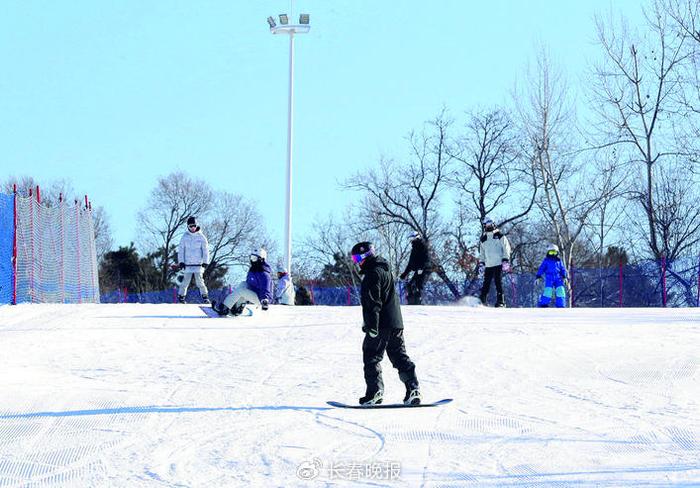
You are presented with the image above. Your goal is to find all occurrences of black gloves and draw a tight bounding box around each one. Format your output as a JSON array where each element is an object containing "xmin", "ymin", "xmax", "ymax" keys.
[{"xmin": 179, "ymin": 262, "xmax": 185, "ymax": 270}]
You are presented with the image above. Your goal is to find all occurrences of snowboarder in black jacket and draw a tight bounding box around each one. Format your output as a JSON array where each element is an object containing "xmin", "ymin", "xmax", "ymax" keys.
[
  {"xmin": 351, "ymin": 241, "xmax": 421, "ymax": 406},
  {"xmin": 399, "ymin": 232, "xmax": 432, "ymax": 305}
]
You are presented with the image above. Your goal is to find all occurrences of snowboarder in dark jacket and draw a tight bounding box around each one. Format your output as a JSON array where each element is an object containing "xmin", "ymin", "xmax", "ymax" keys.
[
  {"xmin": 399, "ymin": 232, "xmax": 432, "ymax": 305},
  {"xmin": 351, "ymin": 241, "xmax": 421, "ymax": 406}
]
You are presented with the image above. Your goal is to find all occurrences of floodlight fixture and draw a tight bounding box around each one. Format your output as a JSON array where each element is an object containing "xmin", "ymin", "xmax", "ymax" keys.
[
  {"xmin": 279, "ymin": 14, "xmax": 289, "ymax": 25},
  {"xmin": 299, "ymin": 14, "xmax": 309, "ymax": 25},
  {"xmin": 267, "ymin": 16, "xmax": 276, "ymax": 28}
]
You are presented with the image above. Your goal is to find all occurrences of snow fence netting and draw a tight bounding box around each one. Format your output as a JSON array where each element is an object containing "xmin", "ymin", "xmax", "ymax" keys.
[{"xmin": 13, "ymin": 195, "xmax": 100, "ymax": 304}]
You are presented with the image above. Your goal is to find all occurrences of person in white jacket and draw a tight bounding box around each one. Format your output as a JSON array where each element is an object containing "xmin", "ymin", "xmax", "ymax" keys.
[
  {"xmin": 477, "ymin": 217, "xmax": 511, "ymax": 307},
  {"xmin": 275, "ymin": 266, "xmax": 295, "ymax": 305},
  {"xmin": 177, "ymin": 216, "xmax": 210, "ymax": 304}
]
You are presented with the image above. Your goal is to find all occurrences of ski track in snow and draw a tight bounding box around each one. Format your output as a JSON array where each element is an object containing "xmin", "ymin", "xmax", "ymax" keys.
[{"xmin": 0, "ymin": 304, "xmax": 698, "ymax": 487}]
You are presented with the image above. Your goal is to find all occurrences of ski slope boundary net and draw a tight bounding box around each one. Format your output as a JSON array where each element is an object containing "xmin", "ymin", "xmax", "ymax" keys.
[{"xmin": 0, "ymin": 193, "xmax": 99, "ymax": 304}]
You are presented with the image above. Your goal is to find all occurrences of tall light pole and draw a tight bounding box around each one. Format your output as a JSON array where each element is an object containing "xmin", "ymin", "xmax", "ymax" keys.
[{"xmin": 267, "ymin": 13, "xmax": 310, "ymax": 288}]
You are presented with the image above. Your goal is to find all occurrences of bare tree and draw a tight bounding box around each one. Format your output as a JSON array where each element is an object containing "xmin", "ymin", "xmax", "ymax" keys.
[
  {"xmin": 300, "ymin": 211, "xmax": 362, "ymax": 289},
  {"xmin": 449, "ymin": 108, "xmax": 537, "ymax": 226},
  {"xmin": 344, "ymin": 111, "xmax": 461, "ymax": 299},
  {"xmin": 137, "ymin": 171, "xmax": 213, "ymax": 288},
  {"xmin": 91, "ymin": 206, "xmax": 114, "ymax": 264},
  {"xmin": 592, "ymin": 6, "xmax": 690, "ymax": 260},
  {"xmin": 518, "ymin": 48, "xmax": 627, "ymax": 305},
  {"xmin": 447, "ymin": 108, "xmax": 538, "ymax": 275},
  {"xmin": 661, "ymin": 0, "xmax": 700, "ymax": 169},
  {"xmin": 202, "ymin": 191, "xmax": 267, "ymax": 283},
  {"xmin": 636, "ymin": 165, "xmax": 700, "ymax": 261}
]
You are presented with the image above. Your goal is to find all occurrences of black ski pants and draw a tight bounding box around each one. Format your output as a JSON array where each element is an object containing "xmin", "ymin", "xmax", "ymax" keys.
[
  {"xmin": 480, "ymin": 265, "xmax": 504, "ymax": 305},
  {"xmin": 362, "ymin": 329, "xmax": 418, "ymax": 394},
  {"xmin": 407, "ymin": 270, "xmax": 430, "ymax": 305}
]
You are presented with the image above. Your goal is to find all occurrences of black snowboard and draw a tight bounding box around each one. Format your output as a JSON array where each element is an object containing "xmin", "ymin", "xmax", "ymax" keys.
[{"xmin": 327, "ymin": 398, "xmax": 453, "ymax": 409}]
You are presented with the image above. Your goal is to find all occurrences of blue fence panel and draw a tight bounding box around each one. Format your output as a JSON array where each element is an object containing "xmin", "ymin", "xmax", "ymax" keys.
[
  {"xmin": 0, "ymin": 193, "xmax": 14, "ymax": 305},
  {"xmin": 96, "ymin": 257, "xmax": 700, "ymax": 308}
]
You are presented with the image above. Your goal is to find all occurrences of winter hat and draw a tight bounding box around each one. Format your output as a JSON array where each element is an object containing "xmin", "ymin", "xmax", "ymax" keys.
[
  {"xmin": 482, "ymin": 217, "xmax": 494, "ymax": 227},
  {"xmin": 277, "ymin": 265, "xmax": 288, "ymax": 274},
  {"xmin": 350, "ymin": 241, "xmax": 375, "ymax": 264},
  {"xmin": 408, "ymin": 231, "xmax": 421, "ymax": 241},
  {"xmin": 187, "ymin": 216, "xmax": 197, "ymax": 227},
  {"xmin": 547, "ymin": 244, "xmax": 559, "ymax": 255}
]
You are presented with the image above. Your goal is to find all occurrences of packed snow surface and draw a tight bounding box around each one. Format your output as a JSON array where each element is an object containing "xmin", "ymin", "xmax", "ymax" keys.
[{"xmin": 0, "ymin": 304, "xmax": 698, "ymax": 487}]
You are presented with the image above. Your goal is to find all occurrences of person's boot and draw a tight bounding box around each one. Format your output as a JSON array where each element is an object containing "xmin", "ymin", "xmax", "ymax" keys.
[
  {"xmin": 495, "ymin": 294, "xmax": 506, "ymax": 308},
  {"xmin": 403, "ymin": 384, "xmax": 422, "ymax": 406},
  {"xmin": 212, "ymin": 301, "xmax": 229, "ymax": 316},
  {"xmin": 231, "ymin": 302, "xmax": 246, "ymax": 316},
  {"xmin": 178, "ymin": 295, "xmax": 186, "ymax": 304},
  {"xmin": 359, "ymin": 390, "xmax": 383, "ymax": 406},
  {"xmin": 261, "ymin": 299, "xmax": 269, "ymax": 311},
  {"xmin": 201, "ymin": 295, "xmax": 210, "ymax": 304}
]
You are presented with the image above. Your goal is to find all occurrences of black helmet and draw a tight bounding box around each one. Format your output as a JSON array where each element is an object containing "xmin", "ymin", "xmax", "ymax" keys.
[{"xmin": 350, "ymin": 241, "xmax": 375, "ymax": 264}]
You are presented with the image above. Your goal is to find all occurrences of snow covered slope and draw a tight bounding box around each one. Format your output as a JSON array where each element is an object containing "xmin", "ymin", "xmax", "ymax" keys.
[{"xmin": 0, "ymin": 304, "xmax": 698, "ymax": 487}]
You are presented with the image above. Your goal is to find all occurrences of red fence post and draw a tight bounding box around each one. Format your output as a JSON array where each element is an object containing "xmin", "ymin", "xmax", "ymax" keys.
[
  {"xmin": 309, "ymin": 280, "xmax": 316, "ymax": 305},
  {"xmin": 508, "ymin": 270, "xmax": 518, "ymax": 308},
  {"xmin": 618, "ymin": 261, "xmax": 623, "ymax": 308},
  {"xmin": 59, "ymin": 194, "xmax": 65, "ymax": 303},
  {"xmin": 661, "ymin": 256, "xmax": 667, "ymax": 307},
  {"xmin": 28, "ymin": 188, "xmax": 34, "ymax": 302},
  {"xmin": 36, "ymin": 186, "xmax": 42, "ymax": 302},
  {"xmin": 11, "ymin": 185, "xmax": 17, "ymax": 305}
]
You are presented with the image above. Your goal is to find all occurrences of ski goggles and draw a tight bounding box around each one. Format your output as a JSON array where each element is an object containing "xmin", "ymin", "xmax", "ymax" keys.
[
  {"xmin": 188, "ymin": 224, "xmax": 197, "ymax": 229},
  {"xmin": 351, "ymin": 250, "xmax": 373, "ymax": 264},
  {"xmin": 250, "ymin": 254, "xmax": 259, "ymax": 262},
  {"xmin": 547, "ymin": 250, "xmax": 559, "ymax": 256}
]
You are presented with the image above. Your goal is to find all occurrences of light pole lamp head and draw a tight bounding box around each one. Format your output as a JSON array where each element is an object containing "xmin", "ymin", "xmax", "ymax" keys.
[
  {"xmin": 279, "ymin": 14, "xmax": 289, "ymax": 25},
  {"xmin": 267, "ymin": 16, "xmax": 276, "ymax": 28},
  {"xmin": 299, "ymin": 14, "xmax": 310, "ymax": 25}
]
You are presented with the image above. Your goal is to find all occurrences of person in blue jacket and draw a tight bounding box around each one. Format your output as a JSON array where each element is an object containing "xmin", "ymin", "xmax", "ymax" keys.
[
  {"xmin": 213, "ymin": 248, "xmax": 273, "ymax": 316},
  {"xmin": 535, "ymin": 244, "xmax": 568, "ymax": 308}
]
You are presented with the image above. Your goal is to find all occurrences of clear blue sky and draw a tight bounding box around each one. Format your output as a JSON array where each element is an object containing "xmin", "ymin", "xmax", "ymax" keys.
[{"xmin": 0, "ymin": 1, "xmax": 645, "ymax": 250}]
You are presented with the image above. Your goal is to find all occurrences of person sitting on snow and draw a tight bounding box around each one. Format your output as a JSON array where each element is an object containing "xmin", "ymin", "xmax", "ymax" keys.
[
  {"xmin": 535, "ymin": 244, "xmax": 568, "ymax": 308},
  {"xmin": 212, "ymin": 248, "xmax": 273, "ymax": 316},
  {"xmin": 275, "ymin": 266, "xmax": 295, "ymax": 305}
]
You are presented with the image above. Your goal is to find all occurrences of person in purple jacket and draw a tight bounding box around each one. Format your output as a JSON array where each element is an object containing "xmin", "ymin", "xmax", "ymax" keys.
[
  {"xmin": 212, "ymin": 248, "xmax": 273, "ymax": 316},
  {"xmin": 535, "ymin": 244, "xmax": 568, "ymax": 307}
]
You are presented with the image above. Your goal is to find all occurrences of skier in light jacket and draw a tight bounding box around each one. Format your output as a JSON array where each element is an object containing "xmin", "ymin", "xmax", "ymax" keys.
[
  {"xmin": 478, "ymin": 217, "xmax": 511, "ymax": 307},
  {"xmin": 177, "ymin": 216, "xmax": 209, "ymax": 303},
  {"xmin": 275, "ymin": 266, "xmax": 295, "ymax": 305}
]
